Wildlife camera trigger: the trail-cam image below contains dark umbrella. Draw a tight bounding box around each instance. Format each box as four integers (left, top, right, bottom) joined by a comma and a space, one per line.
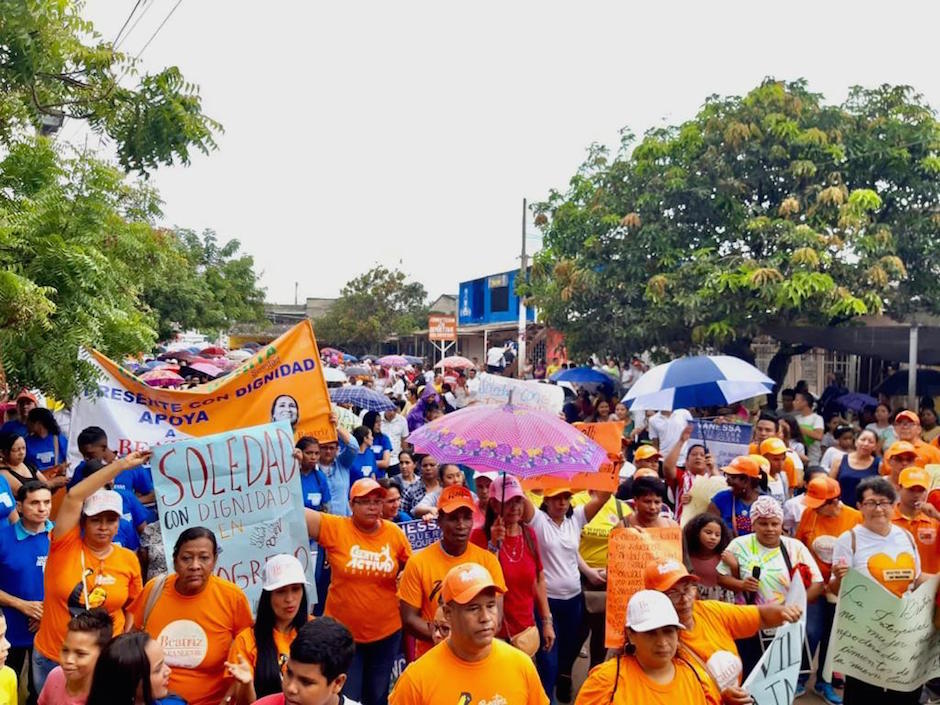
874, 369, 940, 397
835, 392, 879, 414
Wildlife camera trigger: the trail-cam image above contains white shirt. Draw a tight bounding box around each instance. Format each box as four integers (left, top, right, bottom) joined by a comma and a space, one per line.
782, 495, 806, 535
821, 447, 847, 473
466, 376, 480, 397
832, 524, 921, 595
381, 413, 409, 458
530, 506, 588, 599
649, 409, 693, 461
389, 378, 405, 399
486, 346, 505, 367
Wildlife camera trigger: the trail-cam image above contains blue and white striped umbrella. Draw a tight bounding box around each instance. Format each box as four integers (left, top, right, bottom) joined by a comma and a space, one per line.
329, 386, 396, 412
623, 355, 773, 410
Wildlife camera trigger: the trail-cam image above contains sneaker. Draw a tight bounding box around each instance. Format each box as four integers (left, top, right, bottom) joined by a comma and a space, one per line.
815, 682, 844, 705
794, 682, 807, 698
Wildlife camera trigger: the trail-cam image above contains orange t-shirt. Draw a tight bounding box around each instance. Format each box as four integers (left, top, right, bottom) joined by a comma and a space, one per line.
129, 574, 253, 705
796, 506, 862, 581
390, 638, 547, 705
912, 439, 940, 468
575, 653, 708, 705
228, 625, 298, 680
678, 599, 759, 704
397, 541, 506, 658
893, 507, 940, 574
318, 514, 412, 643
34, 526, 143, 660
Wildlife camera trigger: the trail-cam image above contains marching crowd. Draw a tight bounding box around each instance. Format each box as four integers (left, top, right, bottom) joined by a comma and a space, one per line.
2, 367, 940, 705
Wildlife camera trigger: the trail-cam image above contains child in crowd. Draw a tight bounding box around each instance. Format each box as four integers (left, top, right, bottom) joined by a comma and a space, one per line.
0, 613, 16, 705
38, 610, 113, 705
682, 513, 735, 602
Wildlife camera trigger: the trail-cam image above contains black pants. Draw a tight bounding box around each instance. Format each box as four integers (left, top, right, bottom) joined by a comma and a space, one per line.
9, 645, 37, 705
843, 676, 920, 704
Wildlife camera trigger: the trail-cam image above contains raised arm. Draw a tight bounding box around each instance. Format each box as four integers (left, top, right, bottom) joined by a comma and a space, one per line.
582, 491, 612, 523
663, 425, 692, 483
305, 508, 322, 542
54, 450, 150, 539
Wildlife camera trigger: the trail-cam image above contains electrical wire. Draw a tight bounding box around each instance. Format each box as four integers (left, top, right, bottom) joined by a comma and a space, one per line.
134, 0, 184, 61
115, 0, 156, 51
113, 0, 144, 46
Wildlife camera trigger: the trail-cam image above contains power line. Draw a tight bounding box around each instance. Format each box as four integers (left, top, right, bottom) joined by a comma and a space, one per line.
115, 0, 156, 51
113, 0, 144, 47
134, 0, 184, 61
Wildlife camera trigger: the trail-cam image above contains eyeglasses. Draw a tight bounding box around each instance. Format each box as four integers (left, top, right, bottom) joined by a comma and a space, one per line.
860, 499, 893, 510
354, 498, 384, 507
664, 584, 695, 601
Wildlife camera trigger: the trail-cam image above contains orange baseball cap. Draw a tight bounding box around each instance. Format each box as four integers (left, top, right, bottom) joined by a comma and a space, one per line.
884, 441, 917, 461
747, 454, 771, 473
349, 478, 386, 500
634, 445, 662, 462
643, 559, 699, 592
633, 468, 660, 480
895, 410, 920, 425
15, 390, 37, 404
804, 476, 841, 509
899, 466, 931, 490
759, 437, 788, 456
441, 562, 505, 604
722, 456, 761, 478
543, 486, 573, 498
437, 485, 476, 513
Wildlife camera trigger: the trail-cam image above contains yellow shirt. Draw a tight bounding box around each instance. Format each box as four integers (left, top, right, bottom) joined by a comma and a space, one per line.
573, 493, 631, 568
0, 666, 15, 705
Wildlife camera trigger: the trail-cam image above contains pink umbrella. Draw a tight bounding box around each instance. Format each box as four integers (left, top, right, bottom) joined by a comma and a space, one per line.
182, 361, 224, 378
377, 355, 408, 368
201, 346, 226, 356
140, 369, 185, 387
407, 404, 607, 477
434, 355, 475, 370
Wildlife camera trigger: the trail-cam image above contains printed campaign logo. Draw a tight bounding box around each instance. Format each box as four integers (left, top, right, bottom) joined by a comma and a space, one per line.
346, 544, 395, 574
159, 620, 209, 668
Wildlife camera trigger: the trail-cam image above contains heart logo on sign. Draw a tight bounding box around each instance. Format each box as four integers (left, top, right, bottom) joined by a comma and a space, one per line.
867, 552, 916, 597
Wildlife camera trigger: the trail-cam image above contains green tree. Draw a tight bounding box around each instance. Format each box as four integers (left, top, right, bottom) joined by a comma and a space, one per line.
1, 0, 221, 173
316, 266, 428, 353
530, 79, 937, 386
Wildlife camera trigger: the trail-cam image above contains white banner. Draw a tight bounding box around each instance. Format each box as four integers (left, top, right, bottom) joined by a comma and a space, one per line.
474, 373, 564, 413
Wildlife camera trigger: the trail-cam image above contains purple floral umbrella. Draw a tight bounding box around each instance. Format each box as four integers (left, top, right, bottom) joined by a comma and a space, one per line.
407, 404, 607, 478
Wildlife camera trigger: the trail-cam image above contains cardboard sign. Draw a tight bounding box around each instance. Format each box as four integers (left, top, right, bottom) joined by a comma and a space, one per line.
605, 526, 682, 647
400, 519, 442, 551
742, 577, 808, 704
151, 421, 316, 612
428, 315, 457, 341
69, 321, 335, 466
690, 420, 752, 469
475, 373, 564, 413
823, 569, 940, 691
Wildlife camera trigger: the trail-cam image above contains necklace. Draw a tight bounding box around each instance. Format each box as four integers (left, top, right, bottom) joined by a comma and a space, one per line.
501, 532, 525, 563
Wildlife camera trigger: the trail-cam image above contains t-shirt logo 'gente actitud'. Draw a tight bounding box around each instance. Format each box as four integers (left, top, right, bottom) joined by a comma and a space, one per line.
345, 544, 395, 574
158, 619, 209, 668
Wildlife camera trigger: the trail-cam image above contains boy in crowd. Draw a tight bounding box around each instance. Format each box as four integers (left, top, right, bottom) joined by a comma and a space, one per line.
37, 610, 113, 705
68, 427, 155, 506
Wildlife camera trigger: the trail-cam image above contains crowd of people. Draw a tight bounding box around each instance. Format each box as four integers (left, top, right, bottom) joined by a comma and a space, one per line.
1, 356, 940, 705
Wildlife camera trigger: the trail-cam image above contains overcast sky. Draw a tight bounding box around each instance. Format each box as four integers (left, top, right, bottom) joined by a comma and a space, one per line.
76, 0, 939, 304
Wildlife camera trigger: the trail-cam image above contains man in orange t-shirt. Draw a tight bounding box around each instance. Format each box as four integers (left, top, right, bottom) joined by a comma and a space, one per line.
893, 467, 940, 574
398, 486, 505, 659
390, 562, 546, 705
894, 410, 940, 468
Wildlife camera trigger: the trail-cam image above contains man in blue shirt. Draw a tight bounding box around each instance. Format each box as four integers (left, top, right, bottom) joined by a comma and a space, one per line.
68, 426, 155, 506
0, 390, 37, 439
317, 415, 361, 517
0, 481, 51, 705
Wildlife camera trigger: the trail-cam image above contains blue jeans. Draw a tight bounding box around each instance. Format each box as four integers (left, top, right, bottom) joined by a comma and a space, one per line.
344, 630, 401, 705
536, 595, 583, 704
800, 598, 835, 685
31, 649, 58, 694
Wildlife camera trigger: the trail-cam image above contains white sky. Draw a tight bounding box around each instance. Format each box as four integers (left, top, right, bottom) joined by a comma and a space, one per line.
75, 0, 940, 304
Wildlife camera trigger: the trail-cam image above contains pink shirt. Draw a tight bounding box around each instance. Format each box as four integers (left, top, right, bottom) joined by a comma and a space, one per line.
38, 667, 88, 705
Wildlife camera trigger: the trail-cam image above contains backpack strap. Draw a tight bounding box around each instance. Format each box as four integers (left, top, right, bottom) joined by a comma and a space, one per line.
779, 538, 793, 576
143, 574, 169, 630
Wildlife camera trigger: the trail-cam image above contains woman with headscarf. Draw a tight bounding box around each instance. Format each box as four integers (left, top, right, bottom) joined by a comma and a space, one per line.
406, 387, 441, 433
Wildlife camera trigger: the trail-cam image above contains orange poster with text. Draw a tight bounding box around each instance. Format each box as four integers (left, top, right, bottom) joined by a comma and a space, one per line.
604, 526, 682, 648
523, 421, 624, 493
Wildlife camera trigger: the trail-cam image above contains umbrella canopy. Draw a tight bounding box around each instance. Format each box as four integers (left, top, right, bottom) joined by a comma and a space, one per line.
403, 355, 424, 365
342, 354, 359, 363
226, 349, 252, 361
550, 367, 615, 391
874, 369, 940, 397
834, 392, 879, 413
157, 350, 196, 362
243, 341, 261, 350
201, 346, 226, 356
321, 347, 346, 356
434, 356, 475, 370
323, 367, 348, 383
377, 355, 408, 368
623, 355, 773, 410
407, 404, 607, 477
140, 369, 184, 387
181, 362, 224, 378
344, 366, 372, 377
330, 386, 396, 412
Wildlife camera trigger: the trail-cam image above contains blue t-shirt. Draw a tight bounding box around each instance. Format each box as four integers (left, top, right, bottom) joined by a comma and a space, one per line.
0, 522, 49, 647
115, 488, 148, 529
0, 474, 14, 522
300, 468, 332, 511
25, 433, 68, 470
113, 518, 141, 551
319, 437, 361, 517
711, 489, 760, 537
370, 432, 393, 467
68, 462, 155, 497
0, 421, 27, 439
393, 509, 413, 524
352, 448, 382, 480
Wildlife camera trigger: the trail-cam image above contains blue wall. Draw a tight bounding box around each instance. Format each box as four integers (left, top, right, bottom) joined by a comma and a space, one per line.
458, 269, 535, 327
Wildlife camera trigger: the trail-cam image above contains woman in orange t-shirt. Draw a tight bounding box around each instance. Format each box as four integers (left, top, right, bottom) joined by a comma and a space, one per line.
305, 477, 412, 705
32, 451, 148, 693
224, 554, 311, 705
130, 527, 253, 705
576, 590, 707, 705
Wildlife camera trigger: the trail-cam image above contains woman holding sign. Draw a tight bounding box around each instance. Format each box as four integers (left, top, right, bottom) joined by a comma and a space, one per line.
129, 527, 254, 705
830, 476, 928, 705
305, 477, 412, 705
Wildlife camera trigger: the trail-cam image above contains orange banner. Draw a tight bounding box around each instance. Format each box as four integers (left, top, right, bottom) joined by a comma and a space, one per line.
522, 421, 624, 492
69, 321, 335, 459
605, 526, 683, 648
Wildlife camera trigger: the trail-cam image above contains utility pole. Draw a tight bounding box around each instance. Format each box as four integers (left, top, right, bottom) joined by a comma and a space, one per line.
517, 198, 527, 379
294, 282, 299, 306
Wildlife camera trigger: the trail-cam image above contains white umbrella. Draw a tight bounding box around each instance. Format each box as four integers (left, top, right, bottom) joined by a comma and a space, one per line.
226, 349, 252, 361
324, 367, 348, 383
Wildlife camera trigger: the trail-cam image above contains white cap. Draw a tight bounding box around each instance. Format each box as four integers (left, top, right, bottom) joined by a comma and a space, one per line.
625, 589, 684, 632
263, 554, 309, 591
474, 470, 500, 483
82, 489, 123, 517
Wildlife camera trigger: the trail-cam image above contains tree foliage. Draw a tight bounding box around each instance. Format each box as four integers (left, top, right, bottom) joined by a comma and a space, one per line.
315, 266, 428, 354
530, 79, 939, 363
0, 139, 264, 402
0, 0, 221, 173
